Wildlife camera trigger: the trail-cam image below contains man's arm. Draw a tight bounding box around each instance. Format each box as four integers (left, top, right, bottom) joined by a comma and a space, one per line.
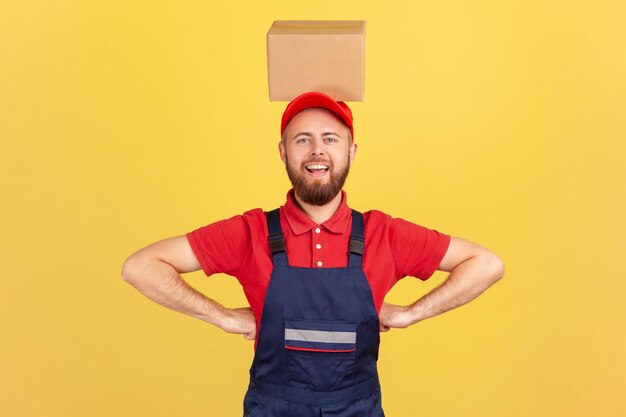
121, 236, 256, 340
379, 237, 505, 331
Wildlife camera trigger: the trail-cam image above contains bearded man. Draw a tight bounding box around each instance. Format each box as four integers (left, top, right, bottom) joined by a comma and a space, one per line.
122, 91, 505, 416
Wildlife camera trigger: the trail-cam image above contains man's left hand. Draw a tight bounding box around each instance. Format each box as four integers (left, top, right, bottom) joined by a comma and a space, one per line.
378, 302, 415, 332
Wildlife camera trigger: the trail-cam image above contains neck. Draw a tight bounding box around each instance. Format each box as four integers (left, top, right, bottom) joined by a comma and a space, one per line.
293, 191, 343, 225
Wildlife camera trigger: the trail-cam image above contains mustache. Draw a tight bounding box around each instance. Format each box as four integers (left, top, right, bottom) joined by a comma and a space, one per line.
302, 157, 332, 165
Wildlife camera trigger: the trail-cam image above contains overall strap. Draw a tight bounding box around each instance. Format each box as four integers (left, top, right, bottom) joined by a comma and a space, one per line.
348, 210, 364, 268
267, 208, 363, 268
266, 208, 288, 266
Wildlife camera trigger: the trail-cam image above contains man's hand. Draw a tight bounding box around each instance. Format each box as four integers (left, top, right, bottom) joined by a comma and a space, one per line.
122, 236, 258, 341
378, 302, 415, 332
378, 239, 505, 332
219, 307, 257, 340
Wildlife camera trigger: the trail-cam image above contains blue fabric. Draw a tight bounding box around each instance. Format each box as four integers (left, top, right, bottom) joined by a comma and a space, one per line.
285, 340, 356, 352
284, 318, 358, 332
243, 209, 384, 417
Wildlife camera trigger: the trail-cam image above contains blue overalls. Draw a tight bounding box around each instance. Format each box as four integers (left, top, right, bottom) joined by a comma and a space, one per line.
243, 208, 385, 417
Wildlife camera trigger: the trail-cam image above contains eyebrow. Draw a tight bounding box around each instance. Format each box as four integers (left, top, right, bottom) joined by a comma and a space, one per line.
293, 131, 341, 138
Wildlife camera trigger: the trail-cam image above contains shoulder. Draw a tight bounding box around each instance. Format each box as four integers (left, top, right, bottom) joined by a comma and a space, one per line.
189, 208, 267, 238
241, 208, 270, 240
362, 209, 393, 226
362, 209, 415, 230
222, 208, 270, 240
362, 208, 435, 228
240, 208, 267, 227
361, 209, 446, 242
361, 209, 450, 280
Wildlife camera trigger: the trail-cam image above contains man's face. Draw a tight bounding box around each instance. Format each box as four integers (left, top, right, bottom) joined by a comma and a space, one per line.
279, 107, 357, 206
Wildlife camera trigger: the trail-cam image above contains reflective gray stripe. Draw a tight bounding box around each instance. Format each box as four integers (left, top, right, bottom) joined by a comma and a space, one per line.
285, 329, 356, 344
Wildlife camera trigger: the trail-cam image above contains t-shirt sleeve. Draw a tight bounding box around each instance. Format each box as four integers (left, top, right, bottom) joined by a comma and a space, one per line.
186, 209, 261, 277
389, 217, 451, 281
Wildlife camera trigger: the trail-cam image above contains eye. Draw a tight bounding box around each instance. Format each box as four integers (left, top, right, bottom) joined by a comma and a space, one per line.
295, 137, 310, 144
324, 137, 338, 143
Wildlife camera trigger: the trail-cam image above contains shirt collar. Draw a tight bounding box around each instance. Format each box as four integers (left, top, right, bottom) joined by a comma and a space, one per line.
283, 188, 352, 235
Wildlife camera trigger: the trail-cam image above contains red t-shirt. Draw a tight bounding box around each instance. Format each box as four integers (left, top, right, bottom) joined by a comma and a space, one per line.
186, 189, 451, 332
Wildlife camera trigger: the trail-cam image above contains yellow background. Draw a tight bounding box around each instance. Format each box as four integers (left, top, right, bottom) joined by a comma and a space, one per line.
1, 1, 624, 416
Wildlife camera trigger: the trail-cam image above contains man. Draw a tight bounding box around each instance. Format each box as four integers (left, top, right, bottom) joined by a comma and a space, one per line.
122, 92, 505, 416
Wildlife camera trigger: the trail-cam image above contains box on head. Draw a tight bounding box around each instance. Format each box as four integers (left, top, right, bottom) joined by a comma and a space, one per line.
266, 20, 366, 102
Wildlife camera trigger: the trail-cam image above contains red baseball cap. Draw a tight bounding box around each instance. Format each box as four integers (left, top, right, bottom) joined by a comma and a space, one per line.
280, 91, 354, 140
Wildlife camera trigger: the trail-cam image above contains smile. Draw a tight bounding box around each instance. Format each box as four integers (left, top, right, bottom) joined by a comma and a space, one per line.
304, 164, 330, 177
305, 164, 329, 173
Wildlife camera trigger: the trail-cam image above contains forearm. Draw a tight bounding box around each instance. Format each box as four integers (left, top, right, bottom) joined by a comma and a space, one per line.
122, 255, 227, 328
408, 252, 505, 324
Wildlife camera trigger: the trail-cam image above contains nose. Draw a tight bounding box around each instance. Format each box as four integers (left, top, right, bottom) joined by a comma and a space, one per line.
310, 137, 325, 156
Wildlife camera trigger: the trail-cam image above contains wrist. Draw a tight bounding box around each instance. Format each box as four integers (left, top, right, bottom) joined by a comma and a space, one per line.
407, 302, 425, 325
204, 300, 229, 329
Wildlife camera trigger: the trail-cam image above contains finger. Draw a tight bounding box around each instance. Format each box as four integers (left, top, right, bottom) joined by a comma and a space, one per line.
245, 329, 257, 340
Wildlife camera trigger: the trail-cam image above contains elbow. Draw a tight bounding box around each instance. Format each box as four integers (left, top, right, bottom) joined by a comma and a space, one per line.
122, 252, 166, 284
474, 250, 505, 283
121, 254, 143, 283
488, 252, 505, 282
121, 257, 133, 282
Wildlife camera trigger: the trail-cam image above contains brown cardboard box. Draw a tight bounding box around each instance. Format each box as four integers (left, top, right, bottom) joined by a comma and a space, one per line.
267, 20, 366, 101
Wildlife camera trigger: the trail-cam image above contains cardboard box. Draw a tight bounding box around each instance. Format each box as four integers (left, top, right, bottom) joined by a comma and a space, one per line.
267, 20, 366, 101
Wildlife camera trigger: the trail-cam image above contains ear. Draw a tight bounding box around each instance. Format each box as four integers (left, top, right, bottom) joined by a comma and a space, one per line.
349, 142, 357, 164
279, 140, 286, 164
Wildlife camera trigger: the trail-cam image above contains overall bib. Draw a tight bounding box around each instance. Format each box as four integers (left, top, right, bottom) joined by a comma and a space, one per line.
243, 209, 384, 417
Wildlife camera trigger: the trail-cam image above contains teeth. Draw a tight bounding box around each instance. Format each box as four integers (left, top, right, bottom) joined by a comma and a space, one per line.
306, 164, 329, 170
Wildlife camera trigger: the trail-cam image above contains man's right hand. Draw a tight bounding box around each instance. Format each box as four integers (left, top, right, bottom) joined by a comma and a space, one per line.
219, 306, 257, 340
122, 235, 257, 340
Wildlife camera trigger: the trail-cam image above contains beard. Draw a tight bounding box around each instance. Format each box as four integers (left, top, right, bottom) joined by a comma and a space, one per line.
285, 155, 350, 206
